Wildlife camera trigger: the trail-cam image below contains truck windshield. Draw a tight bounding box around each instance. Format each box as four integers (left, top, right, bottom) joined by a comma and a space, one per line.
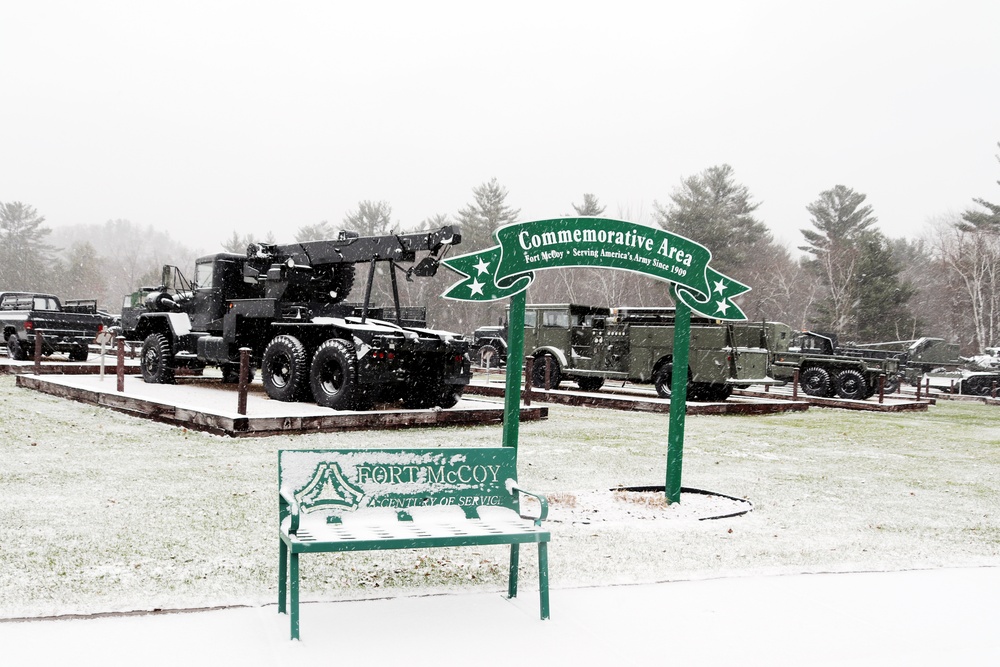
194, 261, 214, 290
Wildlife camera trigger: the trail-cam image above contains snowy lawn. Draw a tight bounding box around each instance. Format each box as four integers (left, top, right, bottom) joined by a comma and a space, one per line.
2, 374, 999, 618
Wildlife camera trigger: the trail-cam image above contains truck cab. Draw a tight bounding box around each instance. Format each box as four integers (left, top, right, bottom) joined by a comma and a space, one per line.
522, 304, 616, 390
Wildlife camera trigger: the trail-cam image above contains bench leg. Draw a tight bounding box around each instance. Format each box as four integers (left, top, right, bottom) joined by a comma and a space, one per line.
278, 539, 287, 614
290, 551, 300, 640
538, 541, 550, 620
507, 543, 520, 599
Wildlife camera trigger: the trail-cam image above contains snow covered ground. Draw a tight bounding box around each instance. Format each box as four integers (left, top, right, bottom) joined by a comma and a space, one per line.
3, 567, 999, 666
1, 373, 999, 662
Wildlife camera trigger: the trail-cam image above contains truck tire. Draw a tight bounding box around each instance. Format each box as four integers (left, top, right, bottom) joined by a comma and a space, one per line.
436, 386, 463, 409
654, 364, 699, 400
881, 374, 900, 395
477, 344, 500, 369
799, 366, 832, 397
577, 377, 605, 392
6, 335, 27, 361
834, 369, 867, 400
69, 345, 89, 362
401, 372, 460, 409
530, 354, 561, 389
654, 364, 673, 398
140, 333, 175, 384
309, 338, 358, 410
261, 335, 310, 402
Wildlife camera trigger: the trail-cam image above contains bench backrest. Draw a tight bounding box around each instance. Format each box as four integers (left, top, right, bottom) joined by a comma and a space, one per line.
279, 447, 520, 522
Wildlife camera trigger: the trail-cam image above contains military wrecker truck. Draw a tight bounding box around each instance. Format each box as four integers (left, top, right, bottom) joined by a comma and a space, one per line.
769, 330, 902, 399
1, 291, 106, 361
496, 303, 775, 401
120, 226, 471, 410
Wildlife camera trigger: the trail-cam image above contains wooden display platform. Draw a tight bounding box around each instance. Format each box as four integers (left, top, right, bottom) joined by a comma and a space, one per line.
732, 386, 929, 412
1, 357, 142, 375
15, 374, 547, 437
464, 379, 809, 415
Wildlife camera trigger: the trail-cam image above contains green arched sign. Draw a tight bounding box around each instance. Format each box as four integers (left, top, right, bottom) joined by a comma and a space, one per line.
442, 217, 750, 319
442, 217, 751, 503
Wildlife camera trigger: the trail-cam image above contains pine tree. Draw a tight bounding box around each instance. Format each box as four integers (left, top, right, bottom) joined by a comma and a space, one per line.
572, 193, 605, 217
850, 232, 916, 341
960, 141, 1000, 233
455, 178, 520, 251
0, 201, 54, 290
654, 164, 772, 275
800, 185, 912, 338
343, 201, 393, 237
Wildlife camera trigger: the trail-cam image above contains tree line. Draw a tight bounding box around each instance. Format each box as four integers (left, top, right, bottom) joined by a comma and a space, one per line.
2, 142, 998, 353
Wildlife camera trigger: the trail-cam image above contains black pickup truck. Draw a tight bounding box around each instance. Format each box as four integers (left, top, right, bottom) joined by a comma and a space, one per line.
1, 292, 106, 361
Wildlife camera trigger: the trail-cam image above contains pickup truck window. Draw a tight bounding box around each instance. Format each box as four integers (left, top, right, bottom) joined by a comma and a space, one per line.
1, 295, 58, 310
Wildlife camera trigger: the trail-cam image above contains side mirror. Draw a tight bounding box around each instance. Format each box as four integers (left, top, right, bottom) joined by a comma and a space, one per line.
243, 266, 260, 283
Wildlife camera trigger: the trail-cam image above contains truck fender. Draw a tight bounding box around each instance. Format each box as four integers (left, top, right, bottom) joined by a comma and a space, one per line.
134, 313, 192, 341
652, 355, 673, 376
528, 346, 568, 370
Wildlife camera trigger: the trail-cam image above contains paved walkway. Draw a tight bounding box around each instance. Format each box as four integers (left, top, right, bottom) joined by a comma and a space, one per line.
3, 567, 998, 666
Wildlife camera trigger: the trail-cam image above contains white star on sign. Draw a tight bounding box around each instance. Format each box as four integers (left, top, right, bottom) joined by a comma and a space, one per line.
715, 299, 730, 315
468, 279, 485, 296
713, 279, 727, 294
473, 258, 491, 275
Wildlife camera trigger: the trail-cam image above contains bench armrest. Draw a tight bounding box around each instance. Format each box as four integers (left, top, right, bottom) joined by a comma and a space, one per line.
279, 486, 300, 534
506, 479, 548, 526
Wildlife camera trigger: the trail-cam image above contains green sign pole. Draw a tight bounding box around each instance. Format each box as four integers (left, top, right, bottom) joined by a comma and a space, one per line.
502, 290, 527, 458
665, 299, 691, 504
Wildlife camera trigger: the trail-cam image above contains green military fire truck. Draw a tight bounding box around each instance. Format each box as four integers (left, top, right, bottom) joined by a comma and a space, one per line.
481, 303, 778, 402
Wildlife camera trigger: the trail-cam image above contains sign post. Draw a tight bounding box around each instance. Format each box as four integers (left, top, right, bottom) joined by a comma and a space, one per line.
94, 329, 115, 381
666, 297, 691, 503
501, 290, 527, 456
442, 217, 751, 503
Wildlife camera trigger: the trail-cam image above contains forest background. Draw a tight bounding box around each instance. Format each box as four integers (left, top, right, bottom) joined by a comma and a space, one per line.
2, 148, 999, 354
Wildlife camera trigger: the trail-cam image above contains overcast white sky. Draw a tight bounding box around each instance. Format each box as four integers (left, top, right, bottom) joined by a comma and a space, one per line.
2, 1, 998, 252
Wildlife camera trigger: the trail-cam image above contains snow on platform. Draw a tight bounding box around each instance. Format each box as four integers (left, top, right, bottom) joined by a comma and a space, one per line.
15, 373, 547, 437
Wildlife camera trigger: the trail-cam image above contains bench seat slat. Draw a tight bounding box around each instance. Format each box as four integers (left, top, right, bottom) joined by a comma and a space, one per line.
283, 516, 549, 553
284, 529, 550, 553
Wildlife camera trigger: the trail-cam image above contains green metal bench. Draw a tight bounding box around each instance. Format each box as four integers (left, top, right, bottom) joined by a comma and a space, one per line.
278, 447, 551, 640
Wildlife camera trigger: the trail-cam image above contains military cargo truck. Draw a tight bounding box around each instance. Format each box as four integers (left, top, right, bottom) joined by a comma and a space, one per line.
514, 303, 774, 401
769, 330, 901, 399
